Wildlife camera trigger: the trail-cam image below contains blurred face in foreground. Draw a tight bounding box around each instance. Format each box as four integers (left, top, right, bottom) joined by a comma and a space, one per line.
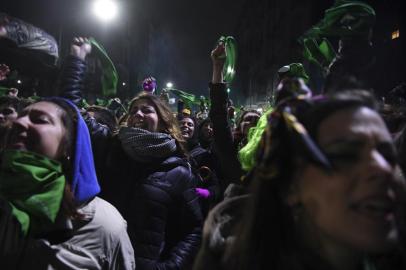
6, 101, 67, 160
289, 106, 405, 263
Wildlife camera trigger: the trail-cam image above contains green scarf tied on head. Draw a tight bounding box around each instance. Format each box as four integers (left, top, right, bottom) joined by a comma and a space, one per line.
0, 150, 66, 236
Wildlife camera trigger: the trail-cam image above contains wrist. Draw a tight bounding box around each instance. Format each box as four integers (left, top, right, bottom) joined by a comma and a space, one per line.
212, 64, 224, 70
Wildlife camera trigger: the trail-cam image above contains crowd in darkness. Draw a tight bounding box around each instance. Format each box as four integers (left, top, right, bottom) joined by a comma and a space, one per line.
0, 2, 406, 270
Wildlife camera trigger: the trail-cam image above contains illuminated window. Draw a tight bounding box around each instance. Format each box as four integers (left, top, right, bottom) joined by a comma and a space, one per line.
392, 30, 400, 40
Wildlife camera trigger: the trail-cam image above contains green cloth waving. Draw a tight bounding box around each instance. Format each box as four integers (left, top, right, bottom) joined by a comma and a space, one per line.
89, 37, 118, 97
217, 36, 237, 83
299, 1, 375, 69
168, 88, 210, 108
0, 150, 65, 236
304, 0, 375, 39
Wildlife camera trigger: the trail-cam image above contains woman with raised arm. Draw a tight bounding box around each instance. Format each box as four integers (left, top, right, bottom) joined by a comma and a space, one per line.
208, 43, 260, 192
59, 38, 203, 270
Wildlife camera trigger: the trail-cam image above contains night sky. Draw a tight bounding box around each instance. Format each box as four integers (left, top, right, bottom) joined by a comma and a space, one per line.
1, 0, 405, 99
2, 0, 245, 96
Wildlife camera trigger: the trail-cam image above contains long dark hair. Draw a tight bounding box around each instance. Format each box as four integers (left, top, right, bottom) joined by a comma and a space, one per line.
224, 90, 406, 270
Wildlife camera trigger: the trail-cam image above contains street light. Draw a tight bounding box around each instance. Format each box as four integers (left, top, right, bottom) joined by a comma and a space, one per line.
166, 82, 174, 88
92, 0, 118, 22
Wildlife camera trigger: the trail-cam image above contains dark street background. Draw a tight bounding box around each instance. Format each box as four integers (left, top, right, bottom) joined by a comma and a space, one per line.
1, 0, 405, 105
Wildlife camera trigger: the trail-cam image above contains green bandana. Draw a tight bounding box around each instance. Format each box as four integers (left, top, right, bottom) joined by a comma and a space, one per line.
0, 150, 66, 236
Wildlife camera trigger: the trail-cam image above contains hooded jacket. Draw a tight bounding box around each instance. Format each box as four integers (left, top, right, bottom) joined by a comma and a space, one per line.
0, 98, 135, 270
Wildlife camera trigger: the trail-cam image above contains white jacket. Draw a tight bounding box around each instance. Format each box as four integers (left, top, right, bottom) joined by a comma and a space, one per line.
25, 197, 135, 270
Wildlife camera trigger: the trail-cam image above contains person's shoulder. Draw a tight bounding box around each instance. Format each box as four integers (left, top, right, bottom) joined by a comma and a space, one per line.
159, 156, 194, 185
161, 156, 191, 172
190, 145, 209, 158
91, 197, 128, 235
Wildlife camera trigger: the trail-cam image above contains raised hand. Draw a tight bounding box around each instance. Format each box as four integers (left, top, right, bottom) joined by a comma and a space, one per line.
70, 37, 92, 61
0, 64, 10, 81
211, 43, 226, 84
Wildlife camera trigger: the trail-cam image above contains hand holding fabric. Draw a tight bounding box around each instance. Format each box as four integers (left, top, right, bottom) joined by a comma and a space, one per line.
211, 43, 226, 83
71, 37, 92, 61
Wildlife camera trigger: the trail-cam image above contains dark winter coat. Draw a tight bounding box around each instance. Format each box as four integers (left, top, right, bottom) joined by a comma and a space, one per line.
193, 184, 249, 270
188, 144, 220, 216
58, 55, 203, 270
99, 142, 203, 270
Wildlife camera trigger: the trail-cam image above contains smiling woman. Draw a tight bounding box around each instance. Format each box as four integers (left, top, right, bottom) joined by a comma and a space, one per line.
197, 90, 406, 270
58, 37, 202, 270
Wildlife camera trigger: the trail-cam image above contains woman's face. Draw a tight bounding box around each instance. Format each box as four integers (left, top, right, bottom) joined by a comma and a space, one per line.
127, 99, 160, 132
291, 106, 404, 255
179, 117, 195, 139
0, 104, 17, 128
6, 101, 67, 160
201, 121, 213, 140
240, 112, 260, 136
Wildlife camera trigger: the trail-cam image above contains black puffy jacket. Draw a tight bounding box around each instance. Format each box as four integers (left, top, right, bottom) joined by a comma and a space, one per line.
101, 146, 203, 270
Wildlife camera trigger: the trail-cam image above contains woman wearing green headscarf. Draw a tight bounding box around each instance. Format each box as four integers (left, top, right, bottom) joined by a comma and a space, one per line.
0, 98, 135, 269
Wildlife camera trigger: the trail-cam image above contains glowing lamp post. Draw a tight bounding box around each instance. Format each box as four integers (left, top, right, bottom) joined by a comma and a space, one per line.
92, 0, 118, 22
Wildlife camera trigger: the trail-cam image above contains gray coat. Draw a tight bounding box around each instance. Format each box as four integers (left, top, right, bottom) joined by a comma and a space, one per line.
22, 197, 135, 270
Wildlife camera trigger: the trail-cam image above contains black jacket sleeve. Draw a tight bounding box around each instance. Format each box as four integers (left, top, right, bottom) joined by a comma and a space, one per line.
58, 55, 87, 106
209, 83, 244, 189
57, 54, 113, 176
58, 55, 112, 137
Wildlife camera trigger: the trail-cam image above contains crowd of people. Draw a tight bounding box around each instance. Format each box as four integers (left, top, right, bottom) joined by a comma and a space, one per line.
1, 2, 406, 270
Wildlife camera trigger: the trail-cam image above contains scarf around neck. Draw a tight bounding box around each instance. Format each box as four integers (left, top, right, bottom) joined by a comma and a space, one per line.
118, 127, 177, 162
0, 150, 65, 236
